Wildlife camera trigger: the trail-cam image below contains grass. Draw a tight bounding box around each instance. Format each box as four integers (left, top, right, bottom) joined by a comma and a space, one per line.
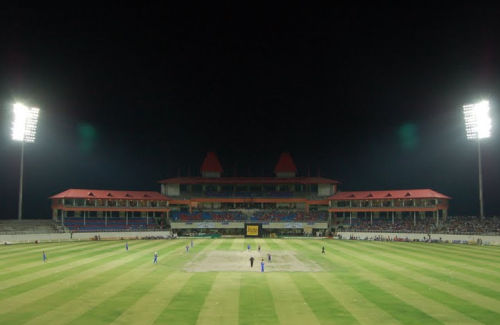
1, 238, 499, 324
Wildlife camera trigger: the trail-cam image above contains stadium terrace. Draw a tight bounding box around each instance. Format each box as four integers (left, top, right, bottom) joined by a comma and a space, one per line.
49, 152, 451, 236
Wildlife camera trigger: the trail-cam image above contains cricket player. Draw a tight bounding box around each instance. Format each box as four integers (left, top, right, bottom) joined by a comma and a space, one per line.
258, 245, 261, 252
186, 245, 189, 253
250, 256, 255, 268
153, 251, 158, 264
125, 242, 128, 251
322, 246, 325, 254
267, 253, 271, 262
261, 259, 265, 272
42, 251, 47, 263
247, 244, 251, 251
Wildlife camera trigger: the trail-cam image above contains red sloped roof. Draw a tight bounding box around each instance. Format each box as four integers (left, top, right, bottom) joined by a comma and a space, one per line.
200, 152, 223, 173
274, 152, 297, 174
329, 189, 451, 200
158, 176, 340, 184
49, 189, 169, 200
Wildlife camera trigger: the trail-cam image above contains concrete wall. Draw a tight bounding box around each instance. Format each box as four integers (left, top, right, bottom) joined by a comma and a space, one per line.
339, 232, 500, 245
171, 222, 245, 229
166, 184, 180, 196
318, 184, 333, 196
263, 222, 328, 229
1, 231, 172, 244
170, 222, 328, 229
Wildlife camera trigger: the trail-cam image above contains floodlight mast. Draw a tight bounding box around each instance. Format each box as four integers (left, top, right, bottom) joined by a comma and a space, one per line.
11, 103, 40, 220
463, 100, 491, 219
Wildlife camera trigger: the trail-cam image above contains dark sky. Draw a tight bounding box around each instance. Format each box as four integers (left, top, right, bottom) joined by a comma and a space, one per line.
1, 4, 499, 218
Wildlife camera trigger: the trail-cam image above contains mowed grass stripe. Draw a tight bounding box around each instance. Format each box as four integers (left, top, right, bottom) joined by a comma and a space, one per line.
112, 272, 193, 325
364, 241, 500, 281
22, 240, 195, 325
66, 240, 212, 325
330, 241, 498, 324
417, 241, 500, 259
267, 272, 320, 325
294, 240, 446, 325
0, 241, 114, 271
215, 239, 233, 250
230, 238, 244, 250
266, 239, 282, 250
0, 240, 151, 292
258, 239, 321, 324
357, 241, 500, 293
273, 239, 371, 324
196, 272, 240, 325
0, 240, 164, 317
275, 239, 400, 324
152, 272, 217, 325
0, 241, 91, 261
111, 239, 217, 325
0, 241, 127, 282
239, 273, 280, 325
330, 240, 500, 317
406, 242, 500, 266
290, 273, 358, 325
340, 241, 500, 300
399, 242, 500, 270
312, 273, 401, 325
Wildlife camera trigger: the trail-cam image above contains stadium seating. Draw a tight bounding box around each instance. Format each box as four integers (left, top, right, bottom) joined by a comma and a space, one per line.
0, 219, 63, 234
340, 215, 500, 235
169, 210, 328, 222
64, 217, 159, 232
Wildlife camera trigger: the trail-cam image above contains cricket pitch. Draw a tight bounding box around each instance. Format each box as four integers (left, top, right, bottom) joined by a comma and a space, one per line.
184, 249, 323, 272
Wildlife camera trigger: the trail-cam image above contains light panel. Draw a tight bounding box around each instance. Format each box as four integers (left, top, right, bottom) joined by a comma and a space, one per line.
463, 100, 491, 140
11, 103, 40, 143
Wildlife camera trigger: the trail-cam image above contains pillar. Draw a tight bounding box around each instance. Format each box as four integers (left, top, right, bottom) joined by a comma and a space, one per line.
105, 212, 108, 227
370, 212, 373, 225
392, 211, 394, 224
413, 211, 416, 226
349, 212, 352, 225
84, 211, 86, 225
126, 212, 128, 226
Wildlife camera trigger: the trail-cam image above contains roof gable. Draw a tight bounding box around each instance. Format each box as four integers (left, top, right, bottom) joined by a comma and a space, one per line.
200, 152, 223, 173
329, 189, 451, 200
49, 189, 169, 200
274, 152, 297, 174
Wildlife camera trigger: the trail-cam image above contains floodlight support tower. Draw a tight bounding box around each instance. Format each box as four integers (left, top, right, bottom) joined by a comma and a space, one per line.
18, 141, 25, 220
463, 100, 491, 219
11, 103, 39, 221
477, 138, 484, 218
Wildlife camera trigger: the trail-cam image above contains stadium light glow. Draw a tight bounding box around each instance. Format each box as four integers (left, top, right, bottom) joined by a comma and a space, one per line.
463, 100, 491, 140
12, 102, 40, 143
11, 102, 40, 221
463, 99, 492, 219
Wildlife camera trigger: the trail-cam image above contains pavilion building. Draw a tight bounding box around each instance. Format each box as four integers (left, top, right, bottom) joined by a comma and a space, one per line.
49, 152, 451, 234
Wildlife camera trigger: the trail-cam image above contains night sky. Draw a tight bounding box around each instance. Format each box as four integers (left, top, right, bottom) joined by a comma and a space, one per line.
1, 4, 499, 219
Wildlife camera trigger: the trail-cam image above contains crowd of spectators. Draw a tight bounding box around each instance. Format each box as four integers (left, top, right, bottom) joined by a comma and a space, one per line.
170, 210, 328, 222
340, 215, 500, 235
205, 191, 294, 198
64, 217, 160, 232
170, 211, 245, 222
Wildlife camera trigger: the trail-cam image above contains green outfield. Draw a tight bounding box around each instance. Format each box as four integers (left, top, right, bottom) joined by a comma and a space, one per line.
1, 238, 499, 325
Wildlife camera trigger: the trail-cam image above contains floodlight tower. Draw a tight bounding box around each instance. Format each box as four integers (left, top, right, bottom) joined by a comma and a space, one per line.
463, 100, 492, 218
11, 103, 40, 220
